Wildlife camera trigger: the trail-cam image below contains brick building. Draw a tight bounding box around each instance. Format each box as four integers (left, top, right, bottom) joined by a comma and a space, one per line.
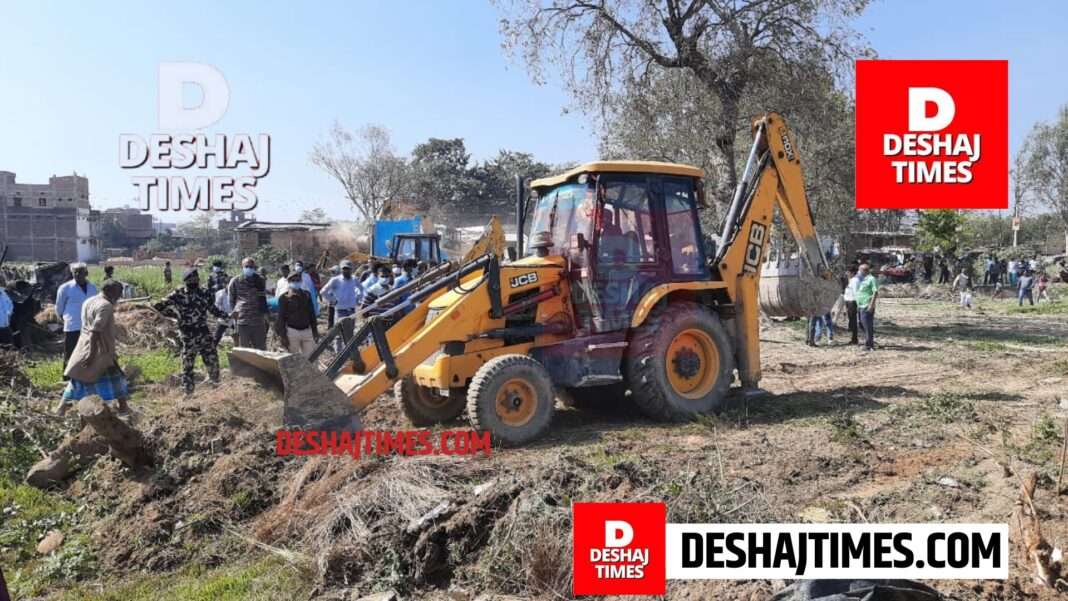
101, 207, 155, 245
233, 221, 332, 256
0, 170, 100, 262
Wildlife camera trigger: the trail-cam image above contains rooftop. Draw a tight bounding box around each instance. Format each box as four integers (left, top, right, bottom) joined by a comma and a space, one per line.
530, 161, 704, 189
233, 221, 332, 232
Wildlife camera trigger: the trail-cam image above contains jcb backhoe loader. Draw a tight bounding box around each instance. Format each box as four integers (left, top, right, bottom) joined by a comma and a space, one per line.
230, 113, 840, 445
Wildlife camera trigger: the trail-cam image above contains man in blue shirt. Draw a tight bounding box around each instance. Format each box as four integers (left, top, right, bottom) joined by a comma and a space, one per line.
393, 259, 418, 314
0, 275, 13, 348
320, 260, 362, 351
55, 264, 97, 376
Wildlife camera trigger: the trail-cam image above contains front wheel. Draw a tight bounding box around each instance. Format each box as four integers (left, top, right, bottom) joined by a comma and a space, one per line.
467, 354, 555, 446
395, 377, 465, 426
625, 301, 734, 421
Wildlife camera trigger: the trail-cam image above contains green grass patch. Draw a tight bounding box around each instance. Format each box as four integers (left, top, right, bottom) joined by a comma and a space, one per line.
969, 340, 1011, 353
1012, 414, 1065, 470
24, 349, 182, 392
24, 357, 66, 391
829, 412, 865, 443
56, 556, 312, 601
0, 477, 83, 597
88, 265, 174, 299
917, 391, 976, 421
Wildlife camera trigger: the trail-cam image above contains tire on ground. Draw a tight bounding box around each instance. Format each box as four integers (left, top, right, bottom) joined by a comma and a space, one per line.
395, 377, 465, 426
467, 354, 555, 446
625, 301, 734, 421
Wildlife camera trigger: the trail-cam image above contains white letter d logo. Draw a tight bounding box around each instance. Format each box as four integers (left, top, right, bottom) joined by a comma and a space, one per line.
908, 87, 955, 132
605, 520, 634, 548
158, 62, 230, 130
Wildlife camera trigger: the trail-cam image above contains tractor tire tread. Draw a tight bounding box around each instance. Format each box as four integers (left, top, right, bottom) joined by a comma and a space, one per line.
625, 301, 734, 421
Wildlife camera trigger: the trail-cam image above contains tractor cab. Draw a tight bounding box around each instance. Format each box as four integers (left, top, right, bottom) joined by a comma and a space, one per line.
389, 233, 443, 265
526, 162, 711, 334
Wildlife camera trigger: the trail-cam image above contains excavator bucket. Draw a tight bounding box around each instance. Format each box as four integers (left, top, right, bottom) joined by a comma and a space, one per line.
759, 257, 842, 318
228, 348, 361, 431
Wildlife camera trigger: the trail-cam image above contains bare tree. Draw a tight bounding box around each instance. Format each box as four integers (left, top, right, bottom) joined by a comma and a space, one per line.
1011, 135, 1037, 217
310, 123, 409, 223
496, 0, 871, 203
1022, 105, 1068, 253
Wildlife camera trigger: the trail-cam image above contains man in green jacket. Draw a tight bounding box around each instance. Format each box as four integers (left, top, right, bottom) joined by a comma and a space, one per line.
855, 263, 879, 352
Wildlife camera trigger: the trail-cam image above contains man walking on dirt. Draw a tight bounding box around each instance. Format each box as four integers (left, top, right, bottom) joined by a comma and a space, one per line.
153, 268, 229, 394
56, 263, 97, 378
855, 263, 879, 352
952, 270, 974, 309
1018, 270, 1036, 306
227, 257, 268, 350
57, 280, 130, 416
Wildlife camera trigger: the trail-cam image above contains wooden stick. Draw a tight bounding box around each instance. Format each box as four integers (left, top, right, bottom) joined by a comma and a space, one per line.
1058, 417, 1068, 495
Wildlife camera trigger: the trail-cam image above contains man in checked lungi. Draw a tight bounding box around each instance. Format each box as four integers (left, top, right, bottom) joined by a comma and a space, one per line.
56, 279, 131, 416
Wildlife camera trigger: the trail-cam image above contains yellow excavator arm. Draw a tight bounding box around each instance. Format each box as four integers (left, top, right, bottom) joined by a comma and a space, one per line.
714, 112, 840, 386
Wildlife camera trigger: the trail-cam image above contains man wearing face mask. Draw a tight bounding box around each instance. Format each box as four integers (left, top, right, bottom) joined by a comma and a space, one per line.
207, 260, 230, 295
320, 259, 362, 351
58, 280, 130, 416
292, 259, 320, 316
227, 257, 269, 350
277, 272, 319, 356
154, 268, 230, 394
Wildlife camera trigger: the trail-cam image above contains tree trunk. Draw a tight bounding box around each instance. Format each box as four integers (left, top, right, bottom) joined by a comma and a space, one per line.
712, 94, 741, 207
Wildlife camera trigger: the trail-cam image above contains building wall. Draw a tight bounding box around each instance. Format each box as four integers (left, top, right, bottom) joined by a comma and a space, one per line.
0, 171, 96, 262
235, 229, 327, 257
102, 208, 155, 242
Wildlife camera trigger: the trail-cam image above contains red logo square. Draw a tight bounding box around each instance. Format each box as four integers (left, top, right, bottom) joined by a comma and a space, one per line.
855, 59, 1008, 210
572, 502, 666, 596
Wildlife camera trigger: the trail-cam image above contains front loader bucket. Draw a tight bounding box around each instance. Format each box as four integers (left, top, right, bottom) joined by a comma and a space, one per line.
759, 258, 841, 318
229, 348, 362, 432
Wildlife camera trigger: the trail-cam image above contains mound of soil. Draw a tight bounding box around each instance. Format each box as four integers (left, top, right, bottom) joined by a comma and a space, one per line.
68, 377, 287, 572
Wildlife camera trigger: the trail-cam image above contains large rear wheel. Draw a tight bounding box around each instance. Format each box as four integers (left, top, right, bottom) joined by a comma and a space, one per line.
395, 377, 465, 426
625, 301, 734, 420
467, 354, 555, 446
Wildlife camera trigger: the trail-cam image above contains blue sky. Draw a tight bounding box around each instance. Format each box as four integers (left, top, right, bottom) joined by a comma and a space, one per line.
1, 1, 1065, 222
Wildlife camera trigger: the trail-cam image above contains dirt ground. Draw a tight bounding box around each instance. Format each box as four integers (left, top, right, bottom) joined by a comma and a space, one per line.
15, 291, 1068, 600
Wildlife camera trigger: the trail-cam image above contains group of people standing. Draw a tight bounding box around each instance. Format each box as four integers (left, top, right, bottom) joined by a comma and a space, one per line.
40, 254, 426, 418
807, 263, 880, 352
154, 256, 424, 396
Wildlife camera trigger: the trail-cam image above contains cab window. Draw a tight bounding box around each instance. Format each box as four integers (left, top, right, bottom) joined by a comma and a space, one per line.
526, 183, 594, 259
395, 238, 416, 260
663, 177, 704, 275
598, 178, 656, 264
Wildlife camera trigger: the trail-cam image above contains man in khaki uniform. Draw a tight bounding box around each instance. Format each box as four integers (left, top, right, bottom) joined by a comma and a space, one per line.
57, 280, 130, 416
